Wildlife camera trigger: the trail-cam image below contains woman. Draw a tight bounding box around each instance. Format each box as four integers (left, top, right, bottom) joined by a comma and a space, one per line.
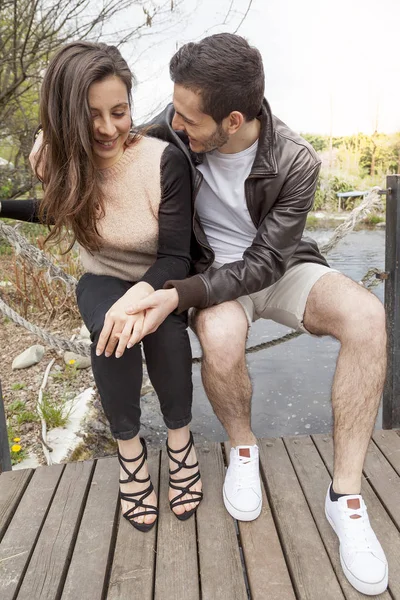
0, 41, 202, 532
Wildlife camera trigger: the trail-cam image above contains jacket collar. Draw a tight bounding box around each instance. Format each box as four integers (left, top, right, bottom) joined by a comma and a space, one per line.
150, 99, 278, 177
250, 99, 278, 178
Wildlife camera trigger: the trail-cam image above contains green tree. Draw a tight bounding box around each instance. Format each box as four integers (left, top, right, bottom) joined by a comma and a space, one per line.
0, 0, 181, 197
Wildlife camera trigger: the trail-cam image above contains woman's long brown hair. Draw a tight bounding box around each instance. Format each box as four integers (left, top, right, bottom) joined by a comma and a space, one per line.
36, 41, 137, 252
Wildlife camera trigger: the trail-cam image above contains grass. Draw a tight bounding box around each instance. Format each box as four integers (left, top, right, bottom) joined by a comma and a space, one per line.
38, 391, 74, 429
15, 409, 39, 425
7, 425, 28, 465
8, 399, 26, 413
51, 363, 78, 383
11, 382, 26, 390
363, 214, 385, 226
306, 214, 319, 229
0, 220, 83, 323
7, 398, 39, 426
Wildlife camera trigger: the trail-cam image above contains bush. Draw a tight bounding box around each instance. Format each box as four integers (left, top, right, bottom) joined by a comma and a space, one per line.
314, 173, 359, 211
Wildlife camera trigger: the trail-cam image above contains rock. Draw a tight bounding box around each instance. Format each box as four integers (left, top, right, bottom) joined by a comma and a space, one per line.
12, 345, 45, 370
79, 324, 91, 339
63, 351, 91, 369
141, 375, 154, 396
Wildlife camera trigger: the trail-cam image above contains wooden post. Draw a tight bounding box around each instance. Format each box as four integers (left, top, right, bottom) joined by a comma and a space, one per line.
0, 380, 12, 472
383, 175, 400, 429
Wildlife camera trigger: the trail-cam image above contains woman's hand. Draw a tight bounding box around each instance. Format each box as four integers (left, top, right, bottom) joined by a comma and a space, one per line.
96, 282, 154, 358
125, 288, 179, 343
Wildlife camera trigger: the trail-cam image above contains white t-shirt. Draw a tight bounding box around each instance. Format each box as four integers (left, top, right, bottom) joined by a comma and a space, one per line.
196, 140, 258, 264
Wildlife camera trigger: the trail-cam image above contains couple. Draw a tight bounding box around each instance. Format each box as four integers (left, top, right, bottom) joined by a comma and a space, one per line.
0, 33, 388, 596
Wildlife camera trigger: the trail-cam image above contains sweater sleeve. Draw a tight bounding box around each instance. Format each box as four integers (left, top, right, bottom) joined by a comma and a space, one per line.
139, 144, 192, 290
0, 199, 42, 223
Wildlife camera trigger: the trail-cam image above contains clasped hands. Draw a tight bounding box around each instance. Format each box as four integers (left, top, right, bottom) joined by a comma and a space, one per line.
96, 283, 179, 358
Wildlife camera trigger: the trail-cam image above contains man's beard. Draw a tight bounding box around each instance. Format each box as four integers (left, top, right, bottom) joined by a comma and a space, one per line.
200, 123, 230, 153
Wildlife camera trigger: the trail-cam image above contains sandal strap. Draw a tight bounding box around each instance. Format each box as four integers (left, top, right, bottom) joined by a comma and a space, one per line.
166, 432, 203, 511
118, 438, 149, 485
118, 439, 158, 524
120, 482, 158, 520
166, 431, 194, 473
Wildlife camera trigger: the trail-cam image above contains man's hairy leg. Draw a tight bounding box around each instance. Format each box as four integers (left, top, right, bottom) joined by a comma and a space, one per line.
304, 273, 387, 493
193, 301, 257, 447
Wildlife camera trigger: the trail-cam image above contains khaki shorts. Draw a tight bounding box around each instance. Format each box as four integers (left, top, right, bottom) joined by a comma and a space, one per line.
190, 262, 338, 333
236, 262, 339, 331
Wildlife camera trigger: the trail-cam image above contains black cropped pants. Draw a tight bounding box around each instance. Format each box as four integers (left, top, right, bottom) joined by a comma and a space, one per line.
76, 273, 193, 440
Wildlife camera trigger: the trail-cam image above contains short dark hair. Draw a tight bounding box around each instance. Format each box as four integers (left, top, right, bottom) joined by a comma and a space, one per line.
169, 33, 265, 123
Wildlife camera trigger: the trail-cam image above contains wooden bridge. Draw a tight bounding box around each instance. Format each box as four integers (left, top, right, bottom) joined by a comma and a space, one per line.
1, 430, 399, 600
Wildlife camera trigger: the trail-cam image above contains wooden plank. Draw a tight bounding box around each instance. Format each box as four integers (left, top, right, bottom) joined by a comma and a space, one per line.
313, 434, 400, 599
223, 441, 295, 600
0, 464, 64, 600
106, 449, 160, 600
61, 458, 119, 600
196, 443, 247, 600
154, 447, 199, 600
0, 468, 32, 541
373, 430, 400, 475
363, 440, 400, 527
16, 460, 94, 600
259, 437, 344, 600
284, 435, 390, 600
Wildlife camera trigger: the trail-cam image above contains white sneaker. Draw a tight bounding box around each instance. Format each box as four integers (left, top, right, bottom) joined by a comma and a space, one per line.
325, 485, 388, 596
223, 445, 262, 521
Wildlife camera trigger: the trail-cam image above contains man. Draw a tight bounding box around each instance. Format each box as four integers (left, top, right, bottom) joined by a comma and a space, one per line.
128, 33, 388, 595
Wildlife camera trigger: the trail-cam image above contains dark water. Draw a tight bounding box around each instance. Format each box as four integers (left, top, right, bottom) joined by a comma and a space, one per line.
189, 229, 386, 442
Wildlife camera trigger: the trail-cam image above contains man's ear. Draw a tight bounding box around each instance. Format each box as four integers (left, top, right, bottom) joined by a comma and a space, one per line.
225, 111, 245, 134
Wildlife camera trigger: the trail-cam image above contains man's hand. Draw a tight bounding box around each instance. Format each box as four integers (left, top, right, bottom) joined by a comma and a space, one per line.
96, 282, 153, 358
125, 288, 179, 342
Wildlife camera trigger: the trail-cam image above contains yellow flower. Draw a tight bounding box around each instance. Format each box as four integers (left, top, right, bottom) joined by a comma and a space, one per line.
11, 444, 21, 453
68, 359, 76, 365
13, 437, 21, 442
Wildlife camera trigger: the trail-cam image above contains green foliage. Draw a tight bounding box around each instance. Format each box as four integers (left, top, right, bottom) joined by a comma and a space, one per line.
7, 426, 28, 465
7, 398, 39, 425
38, 392, 73, 429
305, 132, 400, 179
52, 363, 79, 383
302, 134, 330, 153
306, 214, 319, 229
363, 214, 385, 226
11, 382, 26, 391
15, 410, 40, 425
313, 173, 356, 211
8, 399, 26, 414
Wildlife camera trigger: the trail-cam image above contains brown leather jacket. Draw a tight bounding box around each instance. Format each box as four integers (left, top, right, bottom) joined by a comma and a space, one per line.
148, 100, 329, 313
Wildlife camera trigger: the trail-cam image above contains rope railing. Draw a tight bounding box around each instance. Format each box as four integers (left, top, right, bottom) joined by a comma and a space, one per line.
0, 187, 386, 358
0, 221, 77, 289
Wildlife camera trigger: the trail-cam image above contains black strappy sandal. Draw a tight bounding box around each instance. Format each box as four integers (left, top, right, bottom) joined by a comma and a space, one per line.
166, 431, 203, 521
118, 438, 158, 533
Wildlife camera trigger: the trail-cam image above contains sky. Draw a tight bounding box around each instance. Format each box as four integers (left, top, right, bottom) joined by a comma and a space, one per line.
107, 0, 400, 136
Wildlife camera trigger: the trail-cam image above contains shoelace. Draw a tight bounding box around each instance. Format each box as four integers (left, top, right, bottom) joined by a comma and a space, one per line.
340, 502, 376, 552
232, 453, 259, 490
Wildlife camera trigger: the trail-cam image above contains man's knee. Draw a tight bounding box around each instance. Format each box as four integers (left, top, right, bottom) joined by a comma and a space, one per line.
343, 292, 386, 346
193, 301, 248, 356
306, 273, 386, 345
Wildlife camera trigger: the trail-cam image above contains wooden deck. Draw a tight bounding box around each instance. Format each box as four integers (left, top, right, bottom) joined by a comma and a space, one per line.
1, 430, 400, 600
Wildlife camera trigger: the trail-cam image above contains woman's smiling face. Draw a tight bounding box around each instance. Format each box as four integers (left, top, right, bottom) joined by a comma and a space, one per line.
88, 75, 131, 169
